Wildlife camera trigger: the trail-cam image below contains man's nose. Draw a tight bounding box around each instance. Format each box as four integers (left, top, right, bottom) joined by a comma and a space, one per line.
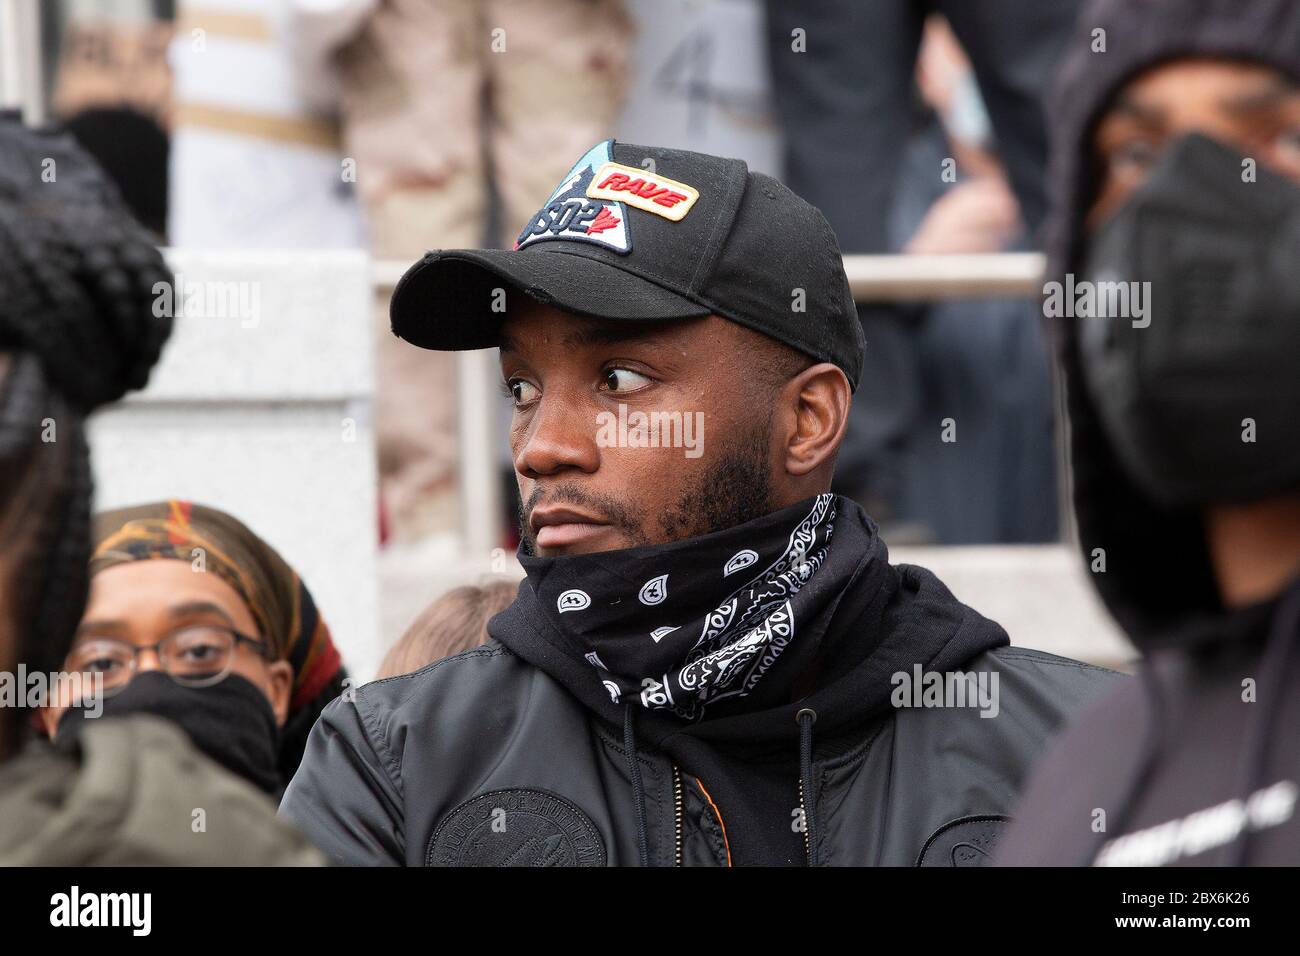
135, 648, 164, 673
514, 394, 600, 479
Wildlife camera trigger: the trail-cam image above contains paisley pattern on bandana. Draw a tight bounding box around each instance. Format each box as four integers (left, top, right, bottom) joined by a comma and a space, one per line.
522, 494, 839, 720
673, 494, 833, 712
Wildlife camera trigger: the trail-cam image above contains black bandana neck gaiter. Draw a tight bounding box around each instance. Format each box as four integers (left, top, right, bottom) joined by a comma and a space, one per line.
57, 670, 283, 795
521, 493, 872, 721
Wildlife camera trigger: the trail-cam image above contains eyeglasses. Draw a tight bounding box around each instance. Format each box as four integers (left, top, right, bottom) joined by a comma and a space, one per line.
64, 624, 270, 695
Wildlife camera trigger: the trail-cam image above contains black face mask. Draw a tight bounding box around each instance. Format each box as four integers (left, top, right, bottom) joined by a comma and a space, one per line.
57, 670, 282, 795
1078, 132, 1300, 507
521, 494, 852, 721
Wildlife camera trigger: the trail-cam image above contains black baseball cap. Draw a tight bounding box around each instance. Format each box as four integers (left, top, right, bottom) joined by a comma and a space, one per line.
389, 140, 864, 390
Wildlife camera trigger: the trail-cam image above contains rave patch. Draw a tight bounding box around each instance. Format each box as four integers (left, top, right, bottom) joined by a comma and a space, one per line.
515, 140, 632, 254
586, 161, 699, 221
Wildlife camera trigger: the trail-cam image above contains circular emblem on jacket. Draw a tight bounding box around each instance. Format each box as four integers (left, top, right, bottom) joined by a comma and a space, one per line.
916, 814, 1008, 867
427, 789, 606, 867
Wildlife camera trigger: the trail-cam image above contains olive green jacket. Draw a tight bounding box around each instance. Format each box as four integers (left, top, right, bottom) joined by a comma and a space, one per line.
0, 715, 323, 866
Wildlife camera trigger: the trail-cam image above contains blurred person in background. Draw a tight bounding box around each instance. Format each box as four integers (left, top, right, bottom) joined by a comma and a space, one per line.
46, 0, 174, 237
376, 577, 517, 678
44, 500, 349, 795
293, 0, 634, 544
884, 18, 1059, 543
168, 0, 363, 249
764, 2, 1081, 542
0, 117, 321, 865
997, 0, 1300, 866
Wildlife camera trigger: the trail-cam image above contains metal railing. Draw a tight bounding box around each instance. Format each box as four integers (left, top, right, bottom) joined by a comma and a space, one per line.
373, 252, 1048, 303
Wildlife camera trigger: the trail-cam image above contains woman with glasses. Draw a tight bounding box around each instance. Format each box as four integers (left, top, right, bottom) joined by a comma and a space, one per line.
44, 499, 348, 797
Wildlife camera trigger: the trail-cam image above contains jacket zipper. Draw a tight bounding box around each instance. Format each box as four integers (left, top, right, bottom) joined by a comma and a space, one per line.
798, 778, 811, 863
672, 766, 806, 865
672, 764, 683, 867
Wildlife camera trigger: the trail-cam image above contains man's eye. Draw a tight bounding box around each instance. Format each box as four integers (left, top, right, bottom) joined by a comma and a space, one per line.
603, 368, 653, 393
507, 379, 539, 405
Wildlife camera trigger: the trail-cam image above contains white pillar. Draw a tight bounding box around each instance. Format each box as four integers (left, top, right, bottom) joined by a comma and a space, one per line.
0, 0, 44, 123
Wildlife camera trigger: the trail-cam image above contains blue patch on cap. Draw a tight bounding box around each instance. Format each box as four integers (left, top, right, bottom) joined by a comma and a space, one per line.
514, 140, 632, 255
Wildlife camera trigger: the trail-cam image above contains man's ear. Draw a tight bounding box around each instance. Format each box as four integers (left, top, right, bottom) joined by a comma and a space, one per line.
266, 660, 294, 728
780, 362, 851, 478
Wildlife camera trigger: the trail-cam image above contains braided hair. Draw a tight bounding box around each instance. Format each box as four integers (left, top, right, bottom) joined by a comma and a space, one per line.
0, 115, 173, 738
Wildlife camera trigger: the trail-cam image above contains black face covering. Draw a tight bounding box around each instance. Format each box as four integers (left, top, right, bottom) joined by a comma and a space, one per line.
521, 494, 847, 720
57, 670, 282, 795
1077, 132, 1300, 507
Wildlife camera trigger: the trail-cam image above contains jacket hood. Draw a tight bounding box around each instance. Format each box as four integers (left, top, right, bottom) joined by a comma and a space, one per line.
1048, 0, 1300, 646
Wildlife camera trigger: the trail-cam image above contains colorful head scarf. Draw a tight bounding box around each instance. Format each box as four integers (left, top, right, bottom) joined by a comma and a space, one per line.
89, 499, 347, 780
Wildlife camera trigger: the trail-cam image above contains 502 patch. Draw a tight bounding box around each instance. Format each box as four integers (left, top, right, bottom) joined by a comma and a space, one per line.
515, 141, 631, 254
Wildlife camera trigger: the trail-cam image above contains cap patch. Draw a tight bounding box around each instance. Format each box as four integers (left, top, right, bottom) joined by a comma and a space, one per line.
587, 162, 700, 222
515, 140, 631, 254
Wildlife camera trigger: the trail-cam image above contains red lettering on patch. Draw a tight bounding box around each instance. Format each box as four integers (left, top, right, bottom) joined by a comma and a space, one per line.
586, 161, 699, 222
599, 176, 688, 208
586, 206, 621, 234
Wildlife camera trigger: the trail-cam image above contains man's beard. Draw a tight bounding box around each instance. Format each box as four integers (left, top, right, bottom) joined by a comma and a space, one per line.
518, 421, 775, 556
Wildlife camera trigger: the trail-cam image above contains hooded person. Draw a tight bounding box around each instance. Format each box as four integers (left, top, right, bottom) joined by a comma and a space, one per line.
44, 500, 348, 795
0, 115, 322, 865
996, 0, 1300, 866
281, 139, 1117, 866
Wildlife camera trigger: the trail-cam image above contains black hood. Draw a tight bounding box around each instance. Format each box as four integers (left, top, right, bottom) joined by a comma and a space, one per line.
1048, 0, 1300, 647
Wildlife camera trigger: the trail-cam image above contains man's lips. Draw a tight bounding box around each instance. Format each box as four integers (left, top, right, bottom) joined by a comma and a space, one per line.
530, 506, 610, 549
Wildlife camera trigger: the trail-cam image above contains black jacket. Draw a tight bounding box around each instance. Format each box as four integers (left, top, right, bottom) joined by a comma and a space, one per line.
996, 0, 1300, 866
282, 512, 1115, 866
282, 643, 1115, 866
